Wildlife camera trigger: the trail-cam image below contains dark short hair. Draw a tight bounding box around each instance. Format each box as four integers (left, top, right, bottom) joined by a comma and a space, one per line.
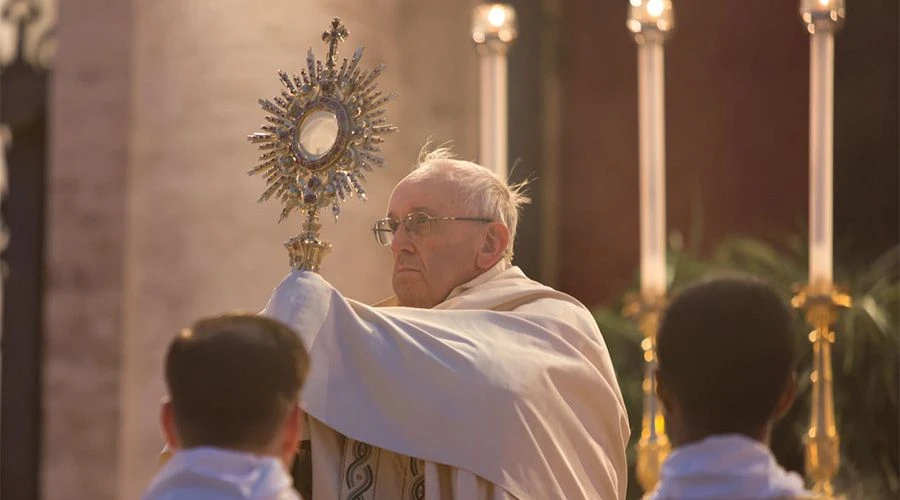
165, 314, 309, 450
657, 276, 797, 435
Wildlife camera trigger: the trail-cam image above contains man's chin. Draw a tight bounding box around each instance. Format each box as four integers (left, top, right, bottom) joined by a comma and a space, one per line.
392, 277, 432, 309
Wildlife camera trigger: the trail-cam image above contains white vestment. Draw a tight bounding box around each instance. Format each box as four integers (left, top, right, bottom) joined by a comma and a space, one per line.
143, 447, 300, 500
263, 264, 629, 500
645, 434, 813, 500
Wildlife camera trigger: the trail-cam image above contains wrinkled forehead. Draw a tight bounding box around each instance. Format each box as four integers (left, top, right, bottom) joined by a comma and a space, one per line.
387, 174, 461, 216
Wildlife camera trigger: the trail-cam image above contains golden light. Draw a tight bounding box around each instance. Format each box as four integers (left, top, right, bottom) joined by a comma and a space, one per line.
487, 5, 507, 28
471, 3, 518, 46
654, 414, 667, 434
627, 0, 675, 37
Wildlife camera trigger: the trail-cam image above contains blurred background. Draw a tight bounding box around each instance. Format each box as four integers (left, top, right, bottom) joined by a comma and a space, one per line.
0, 0, 896, 499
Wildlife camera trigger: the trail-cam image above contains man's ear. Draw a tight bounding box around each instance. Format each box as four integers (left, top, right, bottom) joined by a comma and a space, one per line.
161, 399, 180, 450
773, 373, 797, 420
476, 222, 510, 270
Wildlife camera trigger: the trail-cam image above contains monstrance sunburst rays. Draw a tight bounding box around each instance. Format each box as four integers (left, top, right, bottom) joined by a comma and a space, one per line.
247, 18, 397, 272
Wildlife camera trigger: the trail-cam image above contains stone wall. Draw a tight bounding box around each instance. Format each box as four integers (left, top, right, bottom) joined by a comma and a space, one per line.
43, 0, 132, 498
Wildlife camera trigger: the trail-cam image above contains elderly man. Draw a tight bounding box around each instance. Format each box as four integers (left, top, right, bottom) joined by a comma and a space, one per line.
264, 149, 629, 499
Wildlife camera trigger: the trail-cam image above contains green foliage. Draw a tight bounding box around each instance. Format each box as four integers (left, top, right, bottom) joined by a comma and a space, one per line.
594, 234, 899, 500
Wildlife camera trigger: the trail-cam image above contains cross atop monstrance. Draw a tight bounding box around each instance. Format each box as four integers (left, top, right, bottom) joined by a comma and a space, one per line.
323, 18, 349, 70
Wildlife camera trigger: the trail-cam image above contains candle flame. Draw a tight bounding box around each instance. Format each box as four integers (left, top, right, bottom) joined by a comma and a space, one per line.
488, 5, 507, 28
818, 0, 830, 7
646, 0, 664, 18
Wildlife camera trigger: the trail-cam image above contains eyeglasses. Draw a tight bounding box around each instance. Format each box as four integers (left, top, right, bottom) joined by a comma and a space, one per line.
372, 211, 493, 246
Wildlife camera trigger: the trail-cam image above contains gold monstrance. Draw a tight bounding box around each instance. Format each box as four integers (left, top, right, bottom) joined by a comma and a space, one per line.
248, 18, 397, 272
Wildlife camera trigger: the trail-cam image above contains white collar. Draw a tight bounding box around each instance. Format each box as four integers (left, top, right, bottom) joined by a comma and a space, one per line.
649, 434, 811, 499
443, 260, 511, 302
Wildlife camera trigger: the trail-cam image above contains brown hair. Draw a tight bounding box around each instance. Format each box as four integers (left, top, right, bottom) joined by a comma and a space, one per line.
165, 314, 309, 450
657, 276, 797, 436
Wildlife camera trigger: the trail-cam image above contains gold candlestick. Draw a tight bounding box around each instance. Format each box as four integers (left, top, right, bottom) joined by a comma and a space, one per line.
797, 1, 846, 495
247, 18, 397, 272
627, 0, 675, 492
792, 287, 851, 497
624, 293, 671, 492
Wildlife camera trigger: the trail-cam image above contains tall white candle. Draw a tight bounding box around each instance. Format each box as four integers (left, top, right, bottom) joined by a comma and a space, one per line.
808, 31, 835, 291
629, 0, 672, 298
801, 0, 843, 292
480, 52, 509, 179
472, 4, 517, 180
638, 41, 667, 297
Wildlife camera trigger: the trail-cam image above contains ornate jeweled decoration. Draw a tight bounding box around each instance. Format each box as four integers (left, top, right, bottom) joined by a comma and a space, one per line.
248, 18, 396, 272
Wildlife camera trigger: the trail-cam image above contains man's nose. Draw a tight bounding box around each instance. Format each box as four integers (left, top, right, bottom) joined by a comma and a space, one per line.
390, 225, 415, 255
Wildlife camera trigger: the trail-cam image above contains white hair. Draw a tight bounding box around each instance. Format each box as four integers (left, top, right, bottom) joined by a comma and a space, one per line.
403, 145, 531, 264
